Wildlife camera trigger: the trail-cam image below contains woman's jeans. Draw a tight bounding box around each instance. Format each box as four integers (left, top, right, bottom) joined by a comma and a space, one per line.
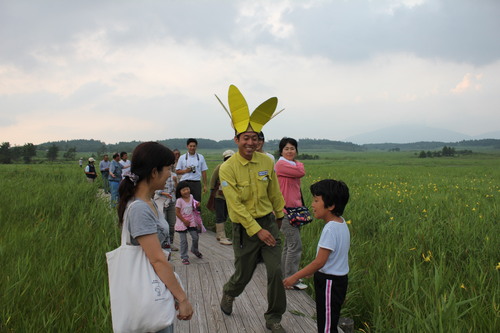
280, 216, 302, 278
109, 180, 120, 207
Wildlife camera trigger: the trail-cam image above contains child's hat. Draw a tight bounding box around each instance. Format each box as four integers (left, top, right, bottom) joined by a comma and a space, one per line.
215, 85, 284, 135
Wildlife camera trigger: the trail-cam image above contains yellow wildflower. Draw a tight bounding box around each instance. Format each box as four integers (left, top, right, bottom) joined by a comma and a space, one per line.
460, 283, 466, 290
496, 262, 500, 270
422, 251, 432, 262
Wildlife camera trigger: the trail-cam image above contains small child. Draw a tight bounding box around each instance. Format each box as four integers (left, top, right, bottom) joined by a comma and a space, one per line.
175, 181, 204, 265
283, 179, 350, 333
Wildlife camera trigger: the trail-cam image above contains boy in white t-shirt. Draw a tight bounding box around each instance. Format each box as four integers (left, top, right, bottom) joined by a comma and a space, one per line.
283, 179, 350, 333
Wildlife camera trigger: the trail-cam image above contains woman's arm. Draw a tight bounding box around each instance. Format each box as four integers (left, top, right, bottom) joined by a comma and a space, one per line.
275, 160, 306, 178
137, 234, 193, 320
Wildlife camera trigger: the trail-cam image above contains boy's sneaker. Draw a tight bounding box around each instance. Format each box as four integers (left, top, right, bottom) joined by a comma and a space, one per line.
192, 251, 203, 259
265, 322, 286, 333
182, 259, 190, 265
220, 293, 234, 315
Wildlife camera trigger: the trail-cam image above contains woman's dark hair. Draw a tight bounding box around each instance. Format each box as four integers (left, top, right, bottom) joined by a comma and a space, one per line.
310, 179, 350, 216
118, 142, 174, 225
278, 137, 298, 156
175, 181, 191, 199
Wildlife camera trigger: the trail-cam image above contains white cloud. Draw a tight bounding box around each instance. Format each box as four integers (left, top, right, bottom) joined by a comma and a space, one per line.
451, 73, 482, 94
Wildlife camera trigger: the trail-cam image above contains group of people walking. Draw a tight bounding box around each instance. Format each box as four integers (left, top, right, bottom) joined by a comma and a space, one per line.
108, 85, 351, 333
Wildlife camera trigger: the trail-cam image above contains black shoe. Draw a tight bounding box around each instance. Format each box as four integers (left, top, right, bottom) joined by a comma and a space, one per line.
266, 322, 286, 333
220, 293, 234, 315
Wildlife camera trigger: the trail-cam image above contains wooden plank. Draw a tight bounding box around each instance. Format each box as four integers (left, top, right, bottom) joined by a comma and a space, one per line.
173, 264, 190, 332
186, 262, 207, 332
198, 262, 228, 333
209, 260, 244, 332
219, 260, 267, 332
170, 228, 319, 332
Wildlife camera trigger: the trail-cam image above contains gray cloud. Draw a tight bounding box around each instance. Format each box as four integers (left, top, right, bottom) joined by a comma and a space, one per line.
287, 0, 500, 65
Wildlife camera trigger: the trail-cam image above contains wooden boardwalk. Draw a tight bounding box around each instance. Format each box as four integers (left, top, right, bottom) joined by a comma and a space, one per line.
170, 230, 318, 333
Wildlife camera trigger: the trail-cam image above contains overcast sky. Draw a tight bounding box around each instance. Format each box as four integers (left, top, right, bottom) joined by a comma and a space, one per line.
1, 0, 499, 146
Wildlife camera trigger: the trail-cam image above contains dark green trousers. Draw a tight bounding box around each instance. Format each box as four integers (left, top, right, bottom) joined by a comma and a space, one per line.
223, 214, 286, 324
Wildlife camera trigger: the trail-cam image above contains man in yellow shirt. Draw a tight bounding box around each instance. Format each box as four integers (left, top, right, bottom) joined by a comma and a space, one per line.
219, 130, 286, 333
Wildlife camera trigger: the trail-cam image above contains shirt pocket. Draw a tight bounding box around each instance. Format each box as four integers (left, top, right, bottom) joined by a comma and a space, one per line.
236, 181, 251, 202
256, 174, 270, 196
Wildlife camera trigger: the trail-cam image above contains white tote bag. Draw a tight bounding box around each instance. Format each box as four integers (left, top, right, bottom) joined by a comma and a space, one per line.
106, 201, 176, 333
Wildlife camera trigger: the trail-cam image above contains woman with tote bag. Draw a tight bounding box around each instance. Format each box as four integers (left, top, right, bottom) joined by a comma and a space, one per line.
111, 142, 193, 332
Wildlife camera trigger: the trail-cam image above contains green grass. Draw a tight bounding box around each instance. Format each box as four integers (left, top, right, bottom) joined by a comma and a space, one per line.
1, 152, 499, 332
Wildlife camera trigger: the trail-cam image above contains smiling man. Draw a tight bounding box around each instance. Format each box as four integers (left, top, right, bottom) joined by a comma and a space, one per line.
175, 138, 208, 204
216, 84, 289, 332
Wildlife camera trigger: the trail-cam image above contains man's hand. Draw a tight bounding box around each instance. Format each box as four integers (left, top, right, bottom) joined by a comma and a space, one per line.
257, 229, 276, 247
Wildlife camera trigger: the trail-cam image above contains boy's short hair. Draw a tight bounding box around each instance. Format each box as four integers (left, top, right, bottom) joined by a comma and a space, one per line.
112, 153, 120, 159
186, 138, 198, 146
310, 179, 350, 216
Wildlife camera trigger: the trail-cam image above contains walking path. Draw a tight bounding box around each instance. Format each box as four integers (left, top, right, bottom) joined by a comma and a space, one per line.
170, 230, 318, 333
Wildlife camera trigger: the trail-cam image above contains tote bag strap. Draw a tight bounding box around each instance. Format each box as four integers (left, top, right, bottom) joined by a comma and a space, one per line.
120, 200, 141, 246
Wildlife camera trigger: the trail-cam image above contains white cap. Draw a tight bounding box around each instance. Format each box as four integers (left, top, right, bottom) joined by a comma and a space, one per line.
222, 150, 235, 158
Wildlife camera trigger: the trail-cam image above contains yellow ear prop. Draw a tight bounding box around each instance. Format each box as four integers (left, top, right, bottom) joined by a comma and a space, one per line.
249, 97, 278, 133
216, 84, 284, 134
228, 85, 250, 133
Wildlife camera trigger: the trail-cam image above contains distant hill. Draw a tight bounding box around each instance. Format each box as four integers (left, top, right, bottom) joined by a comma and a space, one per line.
35, 138, 500, 154
362, 139, 500, 151
346, 125, 474, 144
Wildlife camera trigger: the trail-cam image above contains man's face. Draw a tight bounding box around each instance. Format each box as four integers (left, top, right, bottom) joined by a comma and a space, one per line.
187, 142, 197, 155
235, 132, 258, 160
103, 155, 109, 161
121, 153, 128, 161
174, 151, 180, 161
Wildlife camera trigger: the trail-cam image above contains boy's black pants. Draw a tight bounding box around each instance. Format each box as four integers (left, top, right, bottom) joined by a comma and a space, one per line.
314, 271, 348, 333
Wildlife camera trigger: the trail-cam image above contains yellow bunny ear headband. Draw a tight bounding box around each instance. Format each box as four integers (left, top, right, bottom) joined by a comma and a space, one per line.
215, 84, 285, 135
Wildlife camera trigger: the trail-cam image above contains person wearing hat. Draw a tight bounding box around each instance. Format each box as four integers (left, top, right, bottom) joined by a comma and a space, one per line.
216, 85, 287, 333
84, 157, 97, 183
208, 149, 235, 245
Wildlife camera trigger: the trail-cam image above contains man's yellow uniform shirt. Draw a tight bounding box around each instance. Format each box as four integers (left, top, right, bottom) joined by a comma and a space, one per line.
220, 151, 285, 237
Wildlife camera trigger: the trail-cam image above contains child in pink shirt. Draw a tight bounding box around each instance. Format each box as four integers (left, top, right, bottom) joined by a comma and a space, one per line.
175, 181, 204, 265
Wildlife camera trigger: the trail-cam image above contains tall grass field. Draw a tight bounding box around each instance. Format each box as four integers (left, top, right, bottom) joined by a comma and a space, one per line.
1, 152, 499, 332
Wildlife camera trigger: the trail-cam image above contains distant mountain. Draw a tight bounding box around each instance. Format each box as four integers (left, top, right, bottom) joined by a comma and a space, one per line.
473, 130, 500, 140
346, 125, 472, 144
